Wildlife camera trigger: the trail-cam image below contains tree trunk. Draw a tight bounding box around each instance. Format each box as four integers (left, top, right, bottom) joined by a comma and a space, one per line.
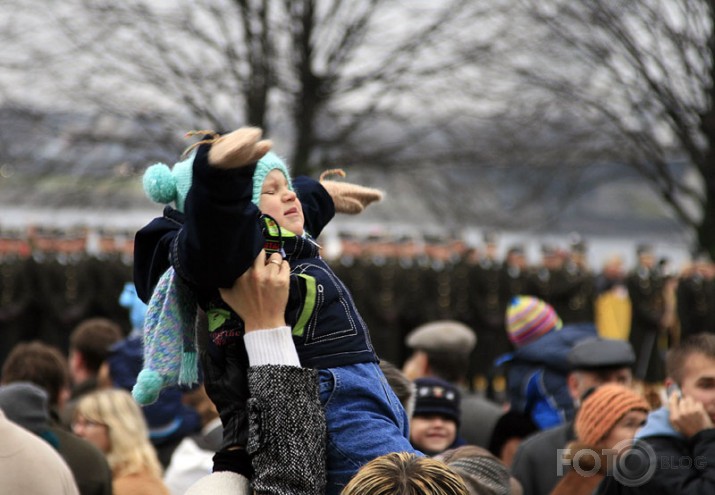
697, 5, 715, 259
239, 0, 271, 131
289, 0, 321, 177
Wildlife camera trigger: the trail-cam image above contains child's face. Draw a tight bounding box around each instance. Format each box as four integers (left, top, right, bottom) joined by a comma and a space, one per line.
259, 169, 304, 236
409, 414, 457, 455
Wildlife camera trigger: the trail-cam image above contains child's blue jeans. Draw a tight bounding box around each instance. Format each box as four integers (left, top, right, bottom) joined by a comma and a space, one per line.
318, 361, 421, 495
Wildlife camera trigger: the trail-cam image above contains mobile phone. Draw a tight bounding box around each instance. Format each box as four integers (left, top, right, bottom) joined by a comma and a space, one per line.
666, 383, 682, 399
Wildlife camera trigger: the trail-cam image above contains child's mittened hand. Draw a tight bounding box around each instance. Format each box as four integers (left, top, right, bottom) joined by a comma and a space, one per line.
319, 169, 384, 215
208, 127, 273, 169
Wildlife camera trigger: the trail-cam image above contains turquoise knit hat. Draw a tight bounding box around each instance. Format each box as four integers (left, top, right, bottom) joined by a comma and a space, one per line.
251, 151, 294, 205
143, 149, 290, 210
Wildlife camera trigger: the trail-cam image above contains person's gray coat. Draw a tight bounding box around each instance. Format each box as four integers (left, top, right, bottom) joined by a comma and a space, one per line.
510, 421, 574, 495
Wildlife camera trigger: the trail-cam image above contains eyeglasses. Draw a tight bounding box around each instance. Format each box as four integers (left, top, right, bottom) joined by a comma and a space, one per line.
72, 417, 108, 430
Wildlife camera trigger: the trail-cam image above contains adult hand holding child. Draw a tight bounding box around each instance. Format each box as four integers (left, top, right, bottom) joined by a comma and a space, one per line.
219, 250, 290, 333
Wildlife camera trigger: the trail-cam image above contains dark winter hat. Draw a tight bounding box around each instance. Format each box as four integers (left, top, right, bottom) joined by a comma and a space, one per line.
0, 381, 50, 434
107, 335, 144, 392
413, 377, 461, 425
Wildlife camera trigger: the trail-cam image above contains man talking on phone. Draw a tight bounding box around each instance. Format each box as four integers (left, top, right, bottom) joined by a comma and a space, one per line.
599, 333, 715, 494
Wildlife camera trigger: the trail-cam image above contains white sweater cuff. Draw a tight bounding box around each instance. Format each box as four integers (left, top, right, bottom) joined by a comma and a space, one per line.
244, 326, 301, 367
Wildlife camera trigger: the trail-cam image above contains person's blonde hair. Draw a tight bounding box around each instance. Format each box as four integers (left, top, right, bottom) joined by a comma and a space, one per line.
341, 452, 469, 495
75, 388, 162, 479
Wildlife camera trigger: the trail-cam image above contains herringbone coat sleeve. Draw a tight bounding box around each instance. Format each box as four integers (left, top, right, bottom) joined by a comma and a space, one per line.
247, 365, 327, 495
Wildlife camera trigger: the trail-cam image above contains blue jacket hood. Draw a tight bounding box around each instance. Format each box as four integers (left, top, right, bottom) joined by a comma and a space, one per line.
509, 323, 598, 372
635, 406, 684, 440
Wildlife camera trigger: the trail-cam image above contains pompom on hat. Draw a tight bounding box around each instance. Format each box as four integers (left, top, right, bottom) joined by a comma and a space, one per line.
142, 144, 292, 213
575, 383, 650, 446
142, 151, 195, 213
506, 295, 562, 347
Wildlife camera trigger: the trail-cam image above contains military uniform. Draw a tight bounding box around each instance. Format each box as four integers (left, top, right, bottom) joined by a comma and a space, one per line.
677, 268, 715, 339
0, 252, 39, 367
359, 251, 402, 364
468, 256, 509, 381
557, 261, 595, 324
627, 257, 666, 383
500, 246, 529, 299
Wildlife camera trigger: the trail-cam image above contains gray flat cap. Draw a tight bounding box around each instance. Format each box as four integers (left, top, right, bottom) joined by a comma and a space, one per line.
568, 338, 636, 370
405, 320, 477, 354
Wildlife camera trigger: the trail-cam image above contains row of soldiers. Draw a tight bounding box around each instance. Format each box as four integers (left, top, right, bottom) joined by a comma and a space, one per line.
0, 254, 133, 366
329, 233, 715, 388
1, 227, 714, 387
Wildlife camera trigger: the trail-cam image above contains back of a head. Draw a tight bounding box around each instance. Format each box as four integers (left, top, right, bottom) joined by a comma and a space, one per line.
341, 452, 469, 495
405, 320, 476, 383
2, 341, 69, 407
437, 446, 519, 495
0, 381, 51, 435
70, 318, 123, 373
487, 410, 538, 463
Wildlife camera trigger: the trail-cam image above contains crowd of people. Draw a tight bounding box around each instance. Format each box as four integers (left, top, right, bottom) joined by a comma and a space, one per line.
1, 126, 715, 494
2, 224, 713, 392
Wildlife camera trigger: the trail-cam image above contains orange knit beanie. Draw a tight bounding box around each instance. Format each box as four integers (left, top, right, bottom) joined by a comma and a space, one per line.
575, 384, 650, 446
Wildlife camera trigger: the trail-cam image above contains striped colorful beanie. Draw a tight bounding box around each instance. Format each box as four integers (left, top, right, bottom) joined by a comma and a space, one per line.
506, 296, 562, 347
575, 384, 650, 446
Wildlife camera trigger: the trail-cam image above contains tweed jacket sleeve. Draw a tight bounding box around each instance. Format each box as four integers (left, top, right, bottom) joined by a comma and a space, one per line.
247, 365, 327, 495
